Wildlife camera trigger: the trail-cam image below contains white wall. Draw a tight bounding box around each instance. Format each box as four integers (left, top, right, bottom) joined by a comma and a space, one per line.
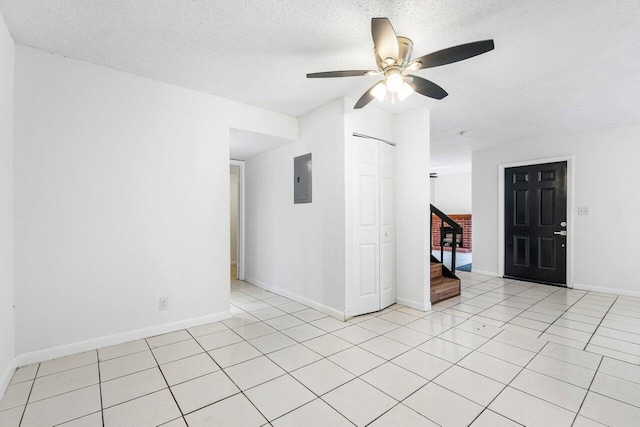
394, 109, 432, 310
245, 99, 432, 315
0, 11, 15, 395
432, 173, 472, 214
244, 99, 346, 317
230, 167, 239, 264
472, 123, 640, 296
13, 46, 297, 360
430, 178, 436, 206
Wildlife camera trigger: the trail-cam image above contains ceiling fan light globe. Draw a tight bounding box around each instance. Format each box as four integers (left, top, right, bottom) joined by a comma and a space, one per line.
371, 83, 388, 101
386, 72, 404, 92
406, 61, 422, 71
397, 82, 414, 100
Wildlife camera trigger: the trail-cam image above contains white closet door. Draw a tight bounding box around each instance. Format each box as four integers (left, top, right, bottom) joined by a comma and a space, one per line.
379, 142, 395, 309
352, 138, 380, 315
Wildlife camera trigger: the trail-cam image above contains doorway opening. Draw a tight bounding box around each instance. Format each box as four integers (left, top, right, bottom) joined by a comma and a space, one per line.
230, 160, 244, 282
429, 173, 473, 272
498, 157, 574, 287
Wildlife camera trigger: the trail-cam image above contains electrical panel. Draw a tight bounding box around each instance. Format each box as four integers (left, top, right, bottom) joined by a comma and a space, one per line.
294, 153, 312, 204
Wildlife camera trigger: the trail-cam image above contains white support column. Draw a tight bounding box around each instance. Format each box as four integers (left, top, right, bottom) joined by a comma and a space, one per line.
393, 108, 431, 311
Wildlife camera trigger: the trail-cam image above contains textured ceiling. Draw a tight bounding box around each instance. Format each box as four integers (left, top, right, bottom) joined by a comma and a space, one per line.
1, 0, 639, 173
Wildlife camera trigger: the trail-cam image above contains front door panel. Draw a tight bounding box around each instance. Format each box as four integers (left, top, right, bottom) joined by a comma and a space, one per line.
505, 161, 567, 285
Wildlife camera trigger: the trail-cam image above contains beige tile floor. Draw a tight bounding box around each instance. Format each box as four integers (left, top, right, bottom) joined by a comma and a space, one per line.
2, 272, 640, 426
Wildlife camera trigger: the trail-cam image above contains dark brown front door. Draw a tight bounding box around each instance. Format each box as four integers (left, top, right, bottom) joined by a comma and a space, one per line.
505, 161, 567, 285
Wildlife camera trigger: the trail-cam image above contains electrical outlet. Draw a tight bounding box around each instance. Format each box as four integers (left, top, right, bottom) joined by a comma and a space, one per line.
159, 297, 169, 311
578, 207, 590, 216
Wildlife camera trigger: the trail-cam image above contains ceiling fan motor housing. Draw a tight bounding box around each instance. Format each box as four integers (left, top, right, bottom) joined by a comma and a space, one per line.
375, 36, 413, 70
396, 37, 413, 67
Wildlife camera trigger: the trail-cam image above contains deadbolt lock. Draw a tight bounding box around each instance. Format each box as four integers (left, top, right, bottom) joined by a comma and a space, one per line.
560, 221, 567, 227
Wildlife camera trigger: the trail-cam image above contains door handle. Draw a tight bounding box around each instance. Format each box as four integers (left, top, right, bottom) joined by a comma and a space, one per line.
554, 231, 567, 236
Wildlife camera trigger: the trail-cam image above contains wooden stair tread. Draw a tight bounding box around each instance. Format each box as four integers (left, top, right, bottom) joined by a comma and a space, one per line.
431, 276, 460, 287
430, 275, 461, 304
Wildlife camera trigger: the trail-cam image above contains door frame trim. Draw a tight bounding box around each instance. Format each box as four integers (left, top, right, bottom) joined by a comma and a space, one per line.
230, 159, 245, 281
497, 156, 574, 287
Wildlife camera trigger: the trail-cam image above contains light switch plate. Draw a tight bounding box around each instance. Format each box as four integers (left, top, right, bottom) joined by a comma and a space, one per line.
578, 207, 590, 216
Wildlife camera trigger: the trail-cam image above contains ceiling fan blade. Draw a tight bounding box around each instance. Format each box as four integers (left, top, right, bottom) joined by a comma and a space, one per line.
306, 70, 376, 78
407, 75, 448, 100
371, 18, 399, 61
354, 81, 383, 109
413, 39, 495, 69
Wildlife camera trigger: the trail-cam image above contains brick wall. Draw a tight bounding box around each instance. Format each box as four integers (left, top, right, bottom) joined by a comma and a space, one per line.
431, 214, 472, 253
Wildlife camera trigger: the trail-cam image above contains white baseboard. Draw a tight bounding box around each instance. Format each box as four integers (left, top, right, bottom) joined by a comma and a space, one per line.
244, 276, 345, 321
16, 310, 231, 367
470, 269, 498, 277
573, 283, 640, 298
396, 297, 431, 312
0, 357, 17, 402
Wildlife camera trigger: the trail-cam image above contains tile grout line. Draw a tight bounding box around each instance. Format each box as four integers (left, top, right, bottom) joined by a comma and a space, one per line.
325, 303, 513, 424
15, 382, 102, 408
17, 362, 40, 427
466, 340, 551, 426
364, 401, 435, 426
459, 283, 625, 361
434, 278, 640, 422
232, 297, 420, 365
229, 303, 408, 424
584, 385, 640, 411
364, 310, 526, 426
143, 337, 187, 425
461, 280, 624, 361
231, 288, 455, 425
426, 280, 612, 423
439, 282, 560, 342
183, 327, 273, 424
97, 353, 104, 427
450, 278, 560, 325
535, 289, 602, 345
21, 359, 97, 381
12, 277, 635, 425
84, 383, 174, 421
270, 367, 357, 426
570, 356, 604, 427
164, 278, 624, 424
583, 294, 620, 351
588, 322, 640, 345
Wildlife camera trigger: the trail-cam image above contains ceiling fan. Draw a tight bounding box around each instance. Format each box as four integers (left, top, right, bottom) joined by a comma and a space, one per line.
307, 18, 494, 109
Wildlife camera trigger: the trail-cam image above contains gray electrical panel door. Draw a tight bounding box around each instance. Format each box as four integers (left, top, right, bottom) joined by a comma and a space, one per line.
294, 153, 312, 204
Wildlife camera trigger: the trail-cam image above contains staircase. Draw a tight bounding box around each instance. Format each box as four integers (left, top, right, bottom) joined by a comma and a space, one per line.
430, 204, 462, 304
430, 261, 461, 304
